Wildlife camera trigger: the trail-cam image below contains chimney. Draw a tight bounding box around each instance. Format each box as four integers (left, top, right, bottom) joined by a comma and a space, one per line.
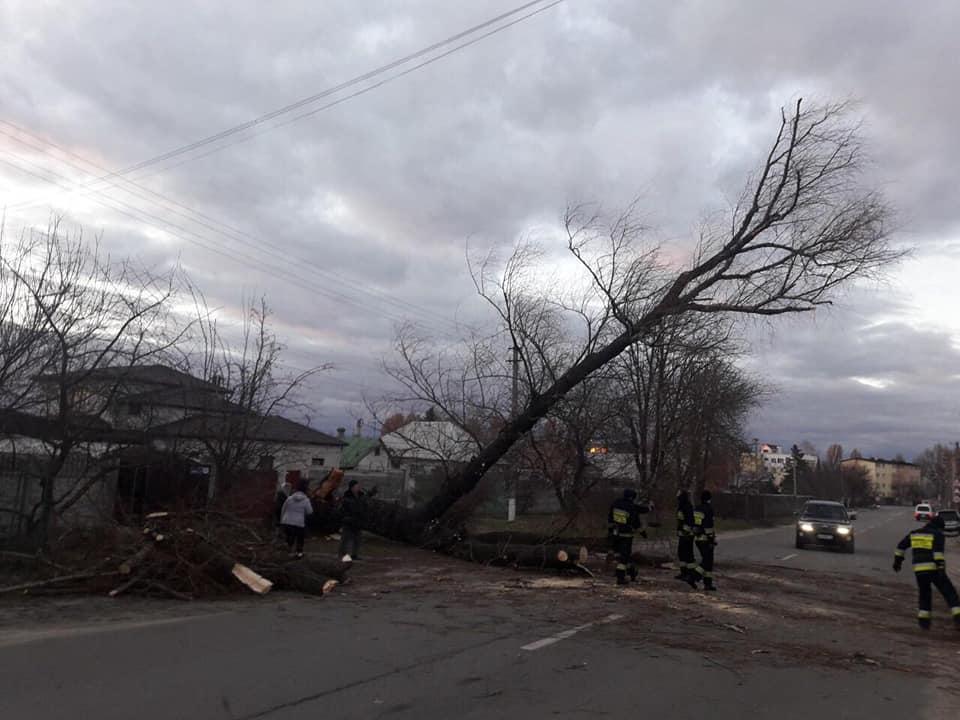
355, 418, 364, 437
336, 427, 346, 441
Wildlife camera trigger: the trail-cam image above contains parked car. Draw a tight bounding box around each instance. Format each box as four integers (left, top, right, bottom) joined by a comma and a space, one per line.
937, 509, 960, 536
914, 504, 935, 521
795, 500, 855, 553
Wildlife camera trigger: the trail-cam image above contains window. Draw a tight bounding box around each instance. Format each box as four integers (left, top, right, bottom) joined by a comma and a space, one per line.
311, 457, 325, 467
257, 455, 275, 470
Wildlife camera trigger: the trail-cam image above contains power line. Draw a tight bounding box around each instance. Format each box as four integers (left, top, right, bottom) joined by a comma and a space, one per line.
10, 0, 563, 206
0, 151, 453, 333
0, 123, 463, 332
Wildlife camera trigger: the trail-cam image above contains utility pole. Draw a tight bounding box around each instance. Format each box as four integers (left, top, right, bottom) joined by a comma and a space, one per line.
506, 344, 520, 522
953, 441, 959, 509
510, 344, 519, 419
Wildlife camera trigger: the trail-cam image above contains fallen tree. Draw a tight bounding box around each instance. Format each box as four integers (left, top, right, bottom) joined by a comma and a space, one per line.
366, 100, 899, 547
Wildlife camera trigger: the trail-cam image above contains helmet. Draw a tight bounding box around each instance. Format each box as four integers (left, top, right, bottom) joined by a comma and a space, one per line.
701, 490, 712, 503
930, 515, 945, 530
623, 488, 638, 501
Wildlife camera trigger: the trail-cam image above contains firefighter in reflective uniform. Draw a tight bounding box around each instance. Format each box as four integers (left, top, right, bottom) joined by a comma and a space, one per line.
693, 490, 717, 592
893, 515, 960, 630
676, 490, 700, 587
608, 488, 647, 585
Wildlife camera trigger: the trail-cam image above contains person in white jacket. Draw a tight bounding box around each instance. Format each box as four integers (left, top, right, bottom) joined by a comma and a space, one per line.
280, 480, 313, 558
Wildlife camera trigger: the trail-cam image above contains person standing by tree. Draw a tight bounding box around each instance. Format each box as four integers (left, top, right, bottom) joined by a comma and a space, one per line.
676, 490, 699, 587
280, 479, 313, 559
339, 480, 369, 561
694, 490, 717, 592
607, 488, 648, 585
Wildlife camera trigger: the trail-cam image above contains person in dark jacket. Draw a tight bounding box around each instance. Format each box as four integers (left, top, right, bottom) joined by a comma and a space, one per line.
280, 480, 313, 559
273, 480, 291, 541
894, 515, 960, 630
676, 490, 699, 587
339, 480, 367, 560
607, 488, 649, 585
693, 490, 717, 592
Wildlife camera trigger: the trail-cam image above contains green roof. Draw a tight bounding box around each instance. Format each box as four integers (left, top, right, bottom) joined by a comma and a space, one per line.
340, 437, 381, 468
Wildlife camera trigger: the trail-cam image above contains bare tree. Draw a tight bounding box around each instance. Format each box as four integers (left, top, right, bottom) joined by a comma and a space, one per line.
825, 443, 843, 470
914, 444, 954, 506
611, 314, 764, 497
170, 294, 329, 488
377, 100, 899, 542
523, 371, 620, 514
0, 218, 184, 549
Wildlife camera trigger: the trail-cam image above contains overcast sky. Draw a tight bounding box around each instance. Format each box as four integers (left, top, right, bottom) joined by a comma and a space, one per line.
2, 0, 958, 460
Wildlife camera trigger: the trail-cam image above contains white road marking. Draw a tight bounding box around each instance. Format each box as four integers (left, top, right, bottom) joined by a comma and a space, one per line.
778, 553, 798, 561
521, 613, 624, 652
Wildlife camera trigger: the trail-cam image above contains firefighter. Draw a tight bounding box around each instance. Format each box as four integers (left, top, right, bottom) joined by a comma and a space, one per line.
607, 488, 648, 585
694, 490, 717, 592
893, 515, 960, 630
676, 490, 699, 587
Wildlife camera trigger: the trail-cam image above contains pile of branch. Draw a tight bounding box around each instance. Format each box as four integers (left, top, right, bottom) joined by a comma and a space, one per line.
0, 512, 352, 601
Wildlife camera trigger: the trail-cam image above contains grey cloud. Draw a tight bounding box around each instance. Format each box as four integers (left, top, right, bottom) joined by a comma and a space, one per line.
3, 0, 960, 436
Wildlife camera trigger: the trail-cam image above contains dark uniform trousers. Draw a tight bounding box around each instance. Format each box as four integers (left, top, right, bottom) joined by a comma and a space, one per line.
916, 571, 960, 627
614, 535, 636, 584
695, 539, 714, 581
676, 507, 699, 581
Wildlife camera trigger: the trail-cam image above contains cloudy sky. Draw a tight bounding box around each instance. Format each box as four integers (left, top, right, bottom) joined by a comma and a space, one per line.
2, 0, 958, 460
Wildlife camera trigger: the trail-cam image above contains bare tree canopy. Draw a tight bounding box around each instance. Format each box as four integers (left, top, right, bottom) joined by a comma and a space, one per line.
380, 99, 899, 539
0, 218, 184, 547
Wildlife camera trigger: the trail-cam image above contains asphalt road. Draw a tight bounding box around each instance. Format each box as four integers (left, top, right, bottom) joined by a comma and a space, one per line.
0, 590, 941, 720
719, 505, 923, 579
0, 506, 953, 720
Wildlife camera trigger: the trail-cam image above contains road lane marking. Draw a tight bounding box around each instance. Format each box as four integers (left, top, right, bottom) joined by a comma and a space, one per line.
778, 553, 798, 561
521, 613, 624, 651
0, 612, 228, 648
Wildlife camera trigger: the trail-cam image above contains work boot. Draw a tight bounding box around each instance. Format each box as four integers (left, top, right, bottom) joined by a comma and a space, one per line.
616, 571, 627, 586
703, 578, 716, 592
629, 566, 638, 582
919, 620, 931, 631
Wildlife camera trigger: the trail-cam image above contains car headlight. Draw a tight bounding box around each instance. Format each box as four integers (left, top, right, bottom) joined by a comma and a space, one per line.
800, 523, 814, 533
837, 527, 851, 535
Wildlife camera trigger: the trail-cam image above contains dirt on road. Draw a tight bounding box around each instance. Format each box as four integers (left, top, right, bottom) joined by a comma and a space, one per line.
2, 536, 958, 695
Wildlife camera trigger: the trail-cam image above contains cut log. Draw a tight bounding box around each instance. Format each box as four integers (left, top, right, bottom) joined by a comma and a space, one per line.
183, 531, 273, 595
271, 564, 338, 596
301, 555, 353, 582
452, 542, 589, 571
231, 564, 273, 595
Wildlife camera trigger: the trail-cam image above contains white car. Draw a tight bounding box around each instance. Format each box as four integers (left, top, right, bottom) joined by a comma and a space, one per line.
914, 504, 934, 522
